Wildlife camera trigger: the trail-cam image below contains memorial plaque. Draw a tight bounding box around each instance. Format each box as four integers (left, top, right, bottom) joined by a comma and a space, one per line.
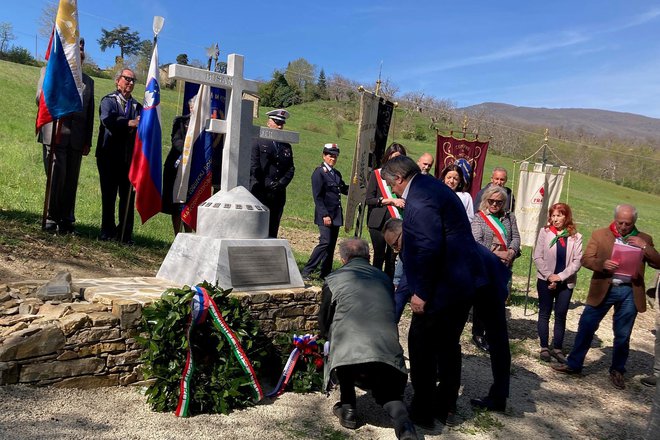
228, 246, 290, 287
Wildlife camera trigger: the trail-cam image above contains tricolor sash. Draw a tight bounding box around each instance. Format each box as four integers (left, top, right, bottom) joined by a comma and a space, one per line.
479, 211, 508, 251
175, 286, 264, 417
373, 168, 402, 219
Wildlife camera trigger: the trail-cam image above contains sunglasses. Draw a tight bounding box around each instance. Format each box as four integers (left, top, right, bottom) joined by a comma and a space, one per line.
487, 199, 504, 206
121, 75, 136, 83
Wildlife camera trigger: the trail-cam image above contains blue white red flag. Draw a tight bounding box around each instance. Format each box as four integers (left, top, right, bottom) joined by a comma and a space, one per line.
35, 0, 83, 132
173, 85, 214, 230
129, 41, 162, 224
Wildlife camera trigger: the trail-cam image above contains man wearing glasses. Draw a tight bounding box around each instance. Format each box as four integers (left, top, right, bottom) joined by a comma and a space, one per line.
95, 68, 142, 244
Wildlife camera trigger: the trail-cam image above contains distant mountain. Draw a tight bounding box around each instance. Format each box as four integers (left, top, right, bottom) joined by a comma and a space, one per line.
458, 102, 660, 144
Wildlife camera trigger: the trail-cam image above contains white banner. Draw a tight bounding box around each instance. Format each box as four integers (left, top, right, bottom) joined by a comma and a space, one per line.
515, 162, 567, 246
344, 91, 379, 232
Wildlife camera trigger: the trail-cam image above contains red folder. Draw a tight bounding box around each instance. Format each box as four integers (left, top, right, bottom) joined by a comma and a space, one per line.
611, 242, 643, 278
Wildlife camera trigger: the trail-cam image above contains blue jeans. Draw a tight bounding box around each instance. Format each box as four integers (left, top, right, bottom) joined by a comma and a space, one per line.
537, 279, 573, 349
567, 284, 637, 374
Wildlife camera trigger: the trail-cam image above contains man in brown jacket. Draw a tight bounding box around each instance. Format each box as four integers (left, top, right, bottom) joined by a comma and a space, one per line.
554, 204, 660, 389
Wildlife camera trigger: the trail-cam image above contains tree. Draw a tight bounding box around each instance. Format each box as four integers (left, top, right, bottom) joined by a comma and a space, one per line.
317, 69, 329, 100
0, 22, 16, 54
37, 3, 57, 39
98, 25, 141, 61
259, 71, 301, 108
132, 39, 153, 80
176, 53, 188, 65
284, 58, 316, 92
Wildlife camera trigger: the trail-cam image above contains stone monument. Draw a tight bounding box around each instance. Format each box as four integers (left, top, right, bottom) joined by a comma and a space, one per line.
157, 54, 303, 291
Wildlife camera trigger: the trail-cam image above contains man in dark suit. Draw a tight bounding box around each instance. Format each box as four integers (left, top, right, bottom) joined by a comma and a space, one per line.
249, 109, 295, 238
95, 68, 142, 243
473, 167, 515, 214
553, 204, 660, 390
301, 144, 348, 280
381, 155, 486, 428
37, 38, 95, 235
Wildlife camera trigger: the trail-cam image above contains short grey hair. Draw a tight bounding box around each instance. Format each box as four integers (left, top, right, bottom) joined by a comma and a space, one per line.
614, 204, 638, 222
114, 68, 135, 81
339, 238, 370, 263
381, 155, 420, 183
478, 185, 508, 212
383, 218, 402, 235
492, 167, 508, 176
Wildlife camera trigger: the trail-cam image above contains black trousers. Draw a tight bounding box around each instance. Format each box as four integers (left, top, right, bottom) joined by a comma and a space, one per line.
368, 227, 396, 279
335, 362, 407, 406
257, 189, 286, 238
473, 286, 511, 400
97, 156, 134, 241
408, 299, 471, 417
43, 144, 83, 226
301, 224, 339, 278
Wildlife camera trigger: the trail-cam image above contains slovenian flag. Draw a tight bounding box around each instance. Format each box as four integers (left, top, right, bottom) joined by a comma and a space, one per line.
129, 40, 162, 224
35, 0, 83, 132
173, 85, 214, 230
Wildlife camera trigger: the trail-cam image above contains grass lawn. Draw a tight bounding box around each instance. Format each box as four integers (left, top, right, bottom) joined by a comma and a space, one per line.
1, 60, 658, 298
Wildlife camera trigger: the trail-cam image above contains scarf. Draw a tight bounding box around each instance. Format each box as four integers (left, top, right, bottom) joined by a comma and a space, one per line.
609, 221, 639, 241
549, 226, 569, 248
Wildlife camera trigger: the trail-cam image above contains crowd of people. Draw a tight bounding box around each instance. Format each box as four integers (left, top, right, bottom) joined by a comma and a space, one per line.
36, 63, 659, 436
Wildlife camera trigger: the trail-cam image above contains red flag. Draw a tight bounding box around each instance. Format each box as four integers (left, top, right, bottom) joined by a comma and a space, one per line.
434, 135, 490, 200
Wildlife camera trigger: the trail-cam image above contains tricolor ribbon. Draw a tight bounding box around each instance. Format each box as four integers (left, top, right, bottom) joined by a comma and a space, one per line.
374, 168, 402, 219
479, 211, 508, 250
609, 221, 639, 241
549, 225, 570, 248
266, 334, 323, 398
175, 286, 264, 417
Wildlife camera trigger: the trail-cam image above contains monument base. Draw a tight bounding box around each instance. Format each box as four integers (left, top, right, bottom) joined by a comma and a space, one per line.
157, 234, 304, 291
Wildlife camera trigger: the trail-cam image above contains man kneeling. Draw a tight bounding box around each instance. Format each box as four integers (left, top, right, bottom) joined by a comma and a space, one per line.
319, 238, 416, 439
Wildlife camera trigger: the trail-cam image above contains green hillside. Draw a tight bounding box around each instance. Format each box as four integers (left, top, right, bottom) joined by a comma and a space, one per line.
1, 60, 658, 297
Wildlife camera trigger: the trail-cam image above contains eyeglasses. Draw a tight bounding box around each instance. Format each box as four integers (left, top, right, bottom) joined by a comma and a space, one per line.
121, 75, 136, 83
487, 199, 504, 206
387, 231, 402, 252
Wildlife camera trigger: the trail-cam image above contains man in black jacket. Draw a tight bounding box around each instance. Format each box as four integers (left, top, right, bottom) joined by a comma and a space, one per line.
95, 68, 142, 243
249, 109, 295, 238
301, 144, 348, 280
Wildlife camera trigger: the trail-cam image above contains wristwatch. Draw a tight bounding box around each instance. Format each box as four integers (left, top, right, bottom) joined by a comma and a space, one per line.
378, 196, 383, 207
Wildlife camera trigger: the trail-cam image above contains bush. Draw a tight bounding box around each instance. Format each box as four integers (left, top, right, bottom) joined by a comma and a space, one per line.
0, 45, 37, 66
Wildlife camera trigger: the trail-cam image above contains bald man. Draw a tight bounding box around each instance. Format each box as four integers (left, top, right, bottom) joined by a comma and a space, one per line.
417, 153, 434, 175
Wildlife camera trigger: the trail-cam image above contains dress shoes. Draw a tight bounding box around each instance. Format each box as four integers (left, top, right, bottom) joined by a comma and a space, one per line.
98, 231, 114, 241
409, 410, 435, 430
332, 402, 357, 429
437, 410, 458, 427
470, 396, 506, 412
609, 370, 626, 390
472, 335, 490, 353
395, 420, 418, 440
552, 363, 579, 375
44, 221, 58, 234
641, 375, 657, 387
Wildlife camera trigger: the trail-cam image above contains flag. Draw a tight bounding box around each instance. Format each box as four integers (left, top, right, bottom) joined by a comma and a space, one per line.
129, 41, 162, 224
173, 85, 214, 230
35, 0, 83, 132
434, 135, 490, 200
515, 162, 567, 246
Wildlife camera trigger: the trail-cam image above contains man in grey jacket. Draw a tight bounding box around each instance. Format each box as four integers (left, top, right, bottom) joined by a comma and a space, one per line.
318, 238, 416, 440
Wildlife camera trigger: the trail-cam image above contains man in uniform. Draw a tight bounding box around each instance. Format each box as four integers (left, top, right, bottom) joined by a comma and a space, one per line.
96, 68, 142, 243
249, 109, 295, 238
301, 144, 348, 280
37, 38, 95, 234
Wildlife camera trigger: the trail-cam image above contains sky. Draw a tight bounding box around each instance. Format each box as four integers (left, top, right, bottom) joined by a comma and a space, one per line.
5, 0, 660, 118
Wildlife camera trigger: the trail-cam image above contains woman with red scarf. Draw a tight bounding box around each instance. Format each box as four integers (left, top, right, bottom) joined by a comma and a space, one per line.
533, 203, 583, 363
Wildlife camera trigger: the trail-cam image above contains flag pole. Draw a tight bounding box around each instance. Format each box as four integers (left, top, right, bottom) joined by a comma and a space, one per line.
41, 119, 61, 230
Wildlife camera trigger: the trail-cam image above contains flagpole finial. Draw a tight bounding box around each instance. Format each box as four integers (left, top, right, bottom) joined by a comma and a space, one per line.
153, 16, 165, 37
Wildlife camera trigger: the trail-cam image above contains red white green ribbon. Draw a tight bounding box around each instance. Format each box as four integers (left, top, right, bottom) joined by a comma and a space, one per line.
175, 286, 264, 417
374, 168, 402, 219
479, 211, 508, 250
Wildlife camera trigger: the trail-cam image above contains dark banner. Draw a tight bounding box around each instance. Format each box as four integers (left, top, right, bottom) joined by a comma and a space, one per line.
373, 98, 394, 168
434, 135, 489, 200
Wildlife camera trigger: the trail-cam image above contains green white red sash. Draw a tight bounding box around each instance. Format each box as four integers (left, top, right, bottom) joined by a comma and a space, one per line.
479, 211, 508, 250
374, 168, 402, 219
175, 286, 264, 417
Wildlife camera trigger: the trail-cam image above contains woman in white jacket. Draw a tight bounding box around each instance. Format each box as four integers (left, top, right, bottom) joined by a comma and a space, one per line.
533, 203, 583, 363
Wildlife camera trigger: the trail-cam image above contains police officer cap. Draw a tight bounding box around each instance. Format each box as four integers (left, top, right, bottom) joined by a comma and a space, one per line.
266, 109, 289, 124
323, 143, 340, 155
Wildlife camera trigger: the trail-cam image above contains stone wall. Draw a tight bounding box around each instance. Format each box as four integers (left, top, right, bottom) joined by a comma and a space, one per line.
0, 277, 321, 388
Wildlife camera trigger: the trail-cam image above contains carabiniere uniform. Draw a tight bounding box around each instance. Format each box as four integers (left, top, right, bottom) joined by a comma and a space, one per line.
249, 138, 295, 237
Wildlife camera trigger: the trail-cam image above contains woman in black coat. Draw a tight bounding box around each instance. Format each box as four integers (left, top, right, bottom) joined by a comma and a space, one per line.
364, 143, 407, 278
